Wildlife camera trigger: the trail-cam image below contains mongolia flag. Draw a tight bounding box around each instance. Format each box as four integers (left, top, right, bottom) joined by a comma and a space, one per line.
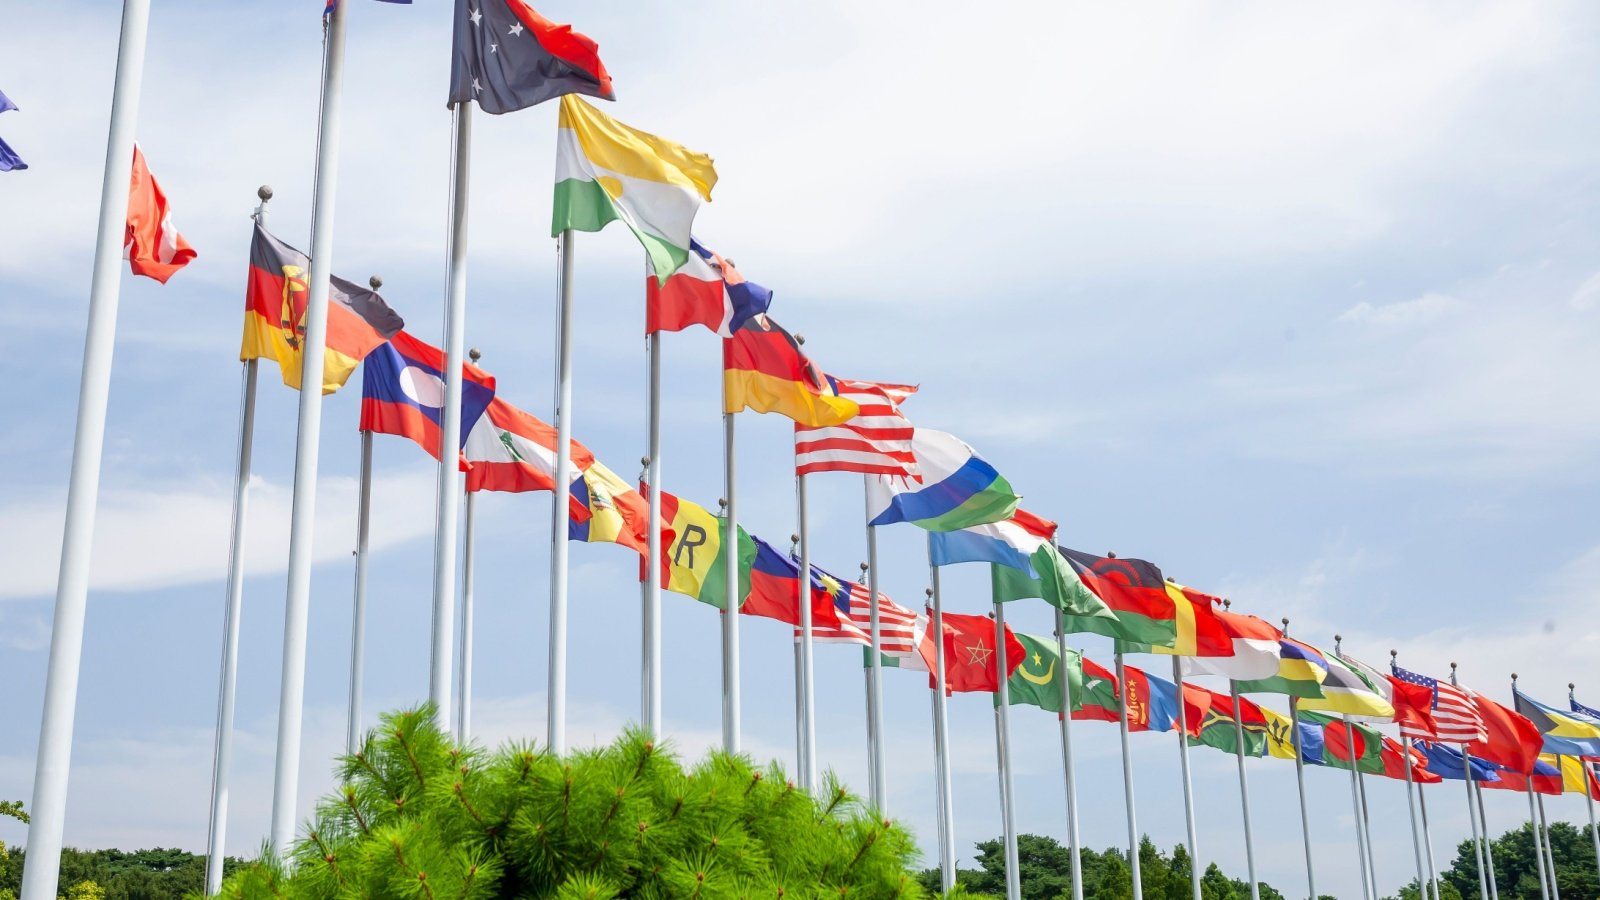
646, 238, 772, 337
1071, 658, 1186, 733
868, 430, 1019, 532
461, 397, 591, 523
241, 223, 404, 394
360, 330, 495, 465
125, 145, 196, 283
723, 313, 859, 427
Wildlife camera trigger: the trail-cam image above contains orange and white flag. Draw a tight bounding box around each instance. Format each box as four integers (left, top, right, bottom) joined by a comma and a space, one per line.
124, 144, 195, 283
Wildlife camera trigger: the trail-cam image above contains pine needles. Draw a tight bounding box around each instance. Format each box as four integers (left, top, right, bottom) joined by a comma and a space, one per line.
217, 707, 926, 900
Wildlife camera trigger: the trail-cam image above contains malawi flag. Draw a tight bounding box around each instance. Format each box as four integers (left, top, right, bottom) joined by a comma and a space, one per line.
241, 223, 404, 394
1000, 632, 1083, 714
1056, 549, 1178, 648
361, 329, 496, 464
448, 0, 612, 113
723, 313, 859, 428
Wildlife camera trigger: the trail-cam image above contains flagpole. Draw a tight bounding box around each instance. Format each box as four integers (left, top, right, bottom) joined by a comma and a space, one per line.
643, 324, 663, 734
1229, 680, 1261, 900
1581, 684, 1600, 888
1513, 675, 1553, 900
927, 565, 957, 895
1053, 609, 1084, 900
1284, 619, 1317, 900
1402, 735, 1429, 900
791, 535, 805, 780
19, 0, 149, 894
928, 680, 951, 884
1358, 765, 1380, 900
992, 605, 1021, 900
1113, 651, 1144, 900
1450, 666, 1490, 900
720, 405, 741, 752
202, 188, 270, 897
547, 229, 577, 755
1476, 763, 1502, 900
1170, 656, 1201, 900
797, 471, 817, 790
268, 0, 351, 854
457, 362, 481, 745
1419, 773, 1443, 900
864, 496, 887, 814
1342, 714, 1373, 900
346, 425, 373, 753
1538, 792, 1561, 900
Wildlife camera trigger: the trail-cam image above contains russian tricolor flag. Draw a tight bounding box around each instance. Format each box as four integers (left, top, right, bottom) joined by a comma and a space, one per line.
360, 330, 495, 464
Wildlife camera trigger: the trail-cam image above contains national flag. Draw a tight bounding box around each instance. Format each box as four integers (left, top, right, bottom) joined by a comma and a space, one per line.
1269, 707, 1318, 762
0, 90, 15, 114
867, 430, 1020, 532
1300, 712, 1384, 774
923, 611, 1025, 694
1051, 549, 1179, 648
553, 95, 713, 280
1391, 665, 1484, 744
1479, 755, 1564, 797
1557, 755, 1600, 799
0, 135, 24, 173
1378, 736, 1441, 784
241, 223, 404, 394
872, 604, 935, 673
735, 540, 846, 630
360, 330, 496, 464
125, 145, 196, 283
1387, 674, 1439, 741
930, 508, 1056, 571
567, 460, 658, 558
795, 380, 919, 478
1000, 633, 1083, 714
646, 238, 772, 337
1466, 692, 1545, 776
461, 398, 592, 523
1297, 650, 1395, 720
1419, 742, 1501, 782
1572, 695, 1600, 722
654, 490, 752, 606
723, 313, 859, 427
1235, 638, 1329, 699
1180, 610, 1282, 681
1069, 658, 1186, 733
1116, 580, 1233, 658
1188, 688, 1270, 757
801, 574, 902, 646
449, 0, 612, 114
1513, 689, 1600, 758
1071, 656, 1121, 724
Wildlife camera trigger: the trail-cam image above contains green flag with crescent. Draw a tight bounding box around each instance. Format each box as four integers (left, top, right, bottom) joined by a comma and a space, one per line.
999, 632, 1084, 714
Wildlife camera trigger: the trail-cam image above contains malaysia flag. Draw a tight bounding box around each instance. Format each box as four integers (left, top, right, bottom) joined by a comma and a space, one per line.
360, 330, 495, 466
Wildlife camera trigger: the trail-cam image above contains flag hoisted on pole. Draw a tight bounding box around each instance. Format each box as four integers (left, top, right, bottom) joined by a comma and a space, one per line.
926, 567, 957, 895
1512, 674, 1553, 900
269, 0, 353, 853
1113, 650, 1144, 900
1453, 665, 1492, 900
1394, 653, 1430, 900
204, 187, 270, 898
456, 348, 484, 742
1054, 608, 1085, 900
992, 604, 1021, 900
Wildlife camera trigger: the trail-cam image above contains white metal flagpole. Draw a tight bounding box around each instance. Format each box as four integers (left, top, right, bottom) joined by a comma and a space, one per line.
927, 562, 957, 894
346, 425, 373, 753
1113, 651, 1144, 900
20, 2, 150, 896
548, 229, 576, 755
864, 491, 887, 813
993, 604, 1021, 900
1171, 656, 1201, 900
457, 356, 481, 745
643, 324, 663, 733
1393, 652, 1428, 900
1344, 715, 1373, 900
1229, 680, 1261, 900
430, 99, 473, 732
1476, 773, 1501, 900
1516, 672, 1553, 900
720, 403, 741, 753
268, 0, 351, 855
1538, 792, 1561, 900
1358, 764, 1380, 900
1456, 662, 1493, 900
1053, 609, 1084, 900
1283, 619, 1317, 900
1419, 771, 1442, 900
796, 478, 817, 790
203, 188, 270, 897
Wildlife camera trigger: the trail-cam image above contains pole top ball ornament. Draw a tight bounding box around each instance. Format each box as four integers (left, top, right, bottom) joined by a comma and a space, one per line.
258, 184, 273, 201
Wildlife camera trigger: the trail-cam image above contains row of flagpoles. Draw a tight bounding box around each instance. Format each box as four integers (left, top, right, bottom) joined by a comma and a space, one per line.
18, 4, 1600, 900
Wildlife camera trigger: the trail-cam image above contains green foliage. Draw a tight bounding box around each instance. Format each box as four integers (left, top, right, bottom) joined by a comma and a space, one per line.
915, 834, 1273, 899
217, 706, 924, 899
1438, 820, 1600, 900
0, 803, 27, 826
0, 847, 239, 900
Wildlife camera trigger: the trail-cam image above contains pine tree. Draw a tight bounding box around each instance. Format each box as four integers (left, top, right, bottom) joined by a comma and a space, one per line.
216, 707, 925, 899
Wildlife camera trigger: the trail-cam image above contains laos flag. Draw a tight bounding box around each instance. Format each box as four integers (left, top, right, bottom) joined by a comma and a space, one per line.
360, 330, 496, 466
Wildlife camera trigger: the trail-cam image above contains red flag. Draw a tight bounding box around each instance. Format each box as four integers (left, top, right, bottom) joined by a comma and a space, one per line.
1181, 683, 1214, 738
1466, 693, 1544, 775
1388, 675, 1438, 738
125, 145, 195, 283
1379, 735, 1441, 784
923, 611, 1023, 693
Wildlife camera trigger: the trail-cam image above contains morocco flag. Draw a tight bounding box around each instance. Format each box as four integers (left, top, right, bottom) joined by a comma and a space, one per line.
921, 611, 1023, 693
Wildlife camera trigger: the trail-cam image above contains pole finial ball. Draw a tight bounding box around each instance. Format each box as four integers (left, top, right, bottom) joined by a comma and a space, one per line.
795, 334, 805, 345
1106, 551, 1117, 558
1334, 633, 1343, 642
926, 588, 934, 598
791, 534, 800, 544
1451, 661, 1458, 670
369, 276, 383, 291
257, 185, 274, 201
1390, 649, 1397, 658
1281, 617, 1290, 626
640, 456, 650, 467
469, 347, 482, 362
718, 498, 728, 509
1512, 672, 1519, 681
860, 562, 869, 572
1570, 682, 1577, 690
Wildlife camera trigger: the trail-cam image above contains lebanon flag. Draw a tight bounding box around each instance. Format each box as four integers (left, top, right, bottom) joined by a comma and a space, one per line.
462, 397, 590, 522
125, 144, 196, 282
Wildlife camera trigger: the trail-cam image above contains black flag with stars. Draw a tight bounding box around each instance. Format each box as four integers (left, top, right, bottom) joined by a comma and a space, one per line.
448, 0, 614, 114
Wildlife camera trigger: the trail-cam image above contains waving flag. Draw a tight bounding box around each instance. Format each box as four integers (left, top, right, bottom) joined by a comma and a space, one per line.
1467, 692, 1544, 775
930, 508, 1055, 570
798, 571, 902, 647
1181, 610, 1282, 681
1378, 736, 1440, 784
1116, 580, 1233, 658
869, 430, 1019, 532
361, 330, 495, 463
724, 314, 859, 427
1051, 549, 1178, 648
1572, 695, 1600, 721
1514, 689, 1600, 758
654, 490, 751, 606
1301, 712, 1384, 773
1001, 633, 1083, 714
737, 539, 842, 629
125, 145, 196, 283
1189, 688, 1269, 757
462, 398, 590, 527
1298, 651, 1395, 720
568, 460, 659, 558
1235, 638, 1329, 699
1420, 742, 1501, 782
449, 0, 612, 113
553, 95, 713, 280
1479, 755, 1564, 796
795, 380, 919, 478
0, 89, 23, 173
647, 238, 772, 337
923, 611, 1024, 694
1392, 665, 1484, 743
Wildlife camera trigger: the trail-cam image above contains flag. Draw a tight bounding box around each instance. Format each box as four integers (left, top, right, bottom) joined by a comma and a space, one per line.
1235, 638, 1329, 699
1180, 609, 1282, 681
930, 508, 1056, 571
736, 539, 845, 630
802, 574, 901, 646
872, 603, 935, 672
1072, 656, 1121, 724
923, 611, 1024, 694
1188, 688, 1269, 757
1513, 689, 1600, 758
654, 491, 752, 606
241, 223, 404, 393
867, 430, 1020, 532
1297, 650, 1395, 720
1116, 581, 1233, 658
1557, 754, 1600, 799
1069, 658, 1185, 733
1001, 632, 1083, 714
646, 238, 772, 337
0, 135, 23, 173
1050, 549, 1179, 648
1479, 755, 1564, 797
1419, 742, 1501, 782
125, 145, 195, 283
1378, 736, 1441, 784
1387, 674, 1439, 741
462, 398, 592, 527
360, 330, 496, 464
1301, 712, 1384, 774
1392, 665, 1484, 743
1572, 695, 1600, 721
449, 0, 612, 114
553, 94, 713, 280
989, 546, 1120, 633
1467, 692, 1545, 775
795, 380, 919, 478
0, 90, 15, 114
723, 313, 859, 427
567, 460, 658, 558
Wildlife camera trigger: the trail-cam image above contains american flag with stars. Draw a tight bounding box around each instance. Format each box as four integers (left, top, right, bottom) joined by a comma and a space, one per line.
1393, 664, 1486, 743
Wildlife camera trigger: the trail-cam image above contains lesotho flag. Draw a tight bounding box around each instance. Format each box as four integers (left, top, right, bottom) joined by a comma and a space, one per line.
866, 430, 1018, 532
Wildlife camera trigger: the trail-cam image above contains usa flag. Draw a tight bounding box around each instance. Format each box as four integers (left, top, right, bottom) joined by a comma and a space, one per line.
794, 381, 919, 478
1393, 664, 1486, 743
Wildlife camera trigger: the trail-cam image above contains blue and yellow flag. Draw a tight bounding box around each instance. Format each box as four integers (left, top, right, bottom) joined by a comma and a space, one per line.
1234, 638, 1328, 699
1514, 690, 1600, 758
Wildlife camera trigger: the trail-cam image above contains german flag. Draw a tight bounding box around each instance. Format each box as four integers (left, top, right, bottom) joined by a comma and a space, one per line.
722, 313, 858, 427
240, 223, 403, 394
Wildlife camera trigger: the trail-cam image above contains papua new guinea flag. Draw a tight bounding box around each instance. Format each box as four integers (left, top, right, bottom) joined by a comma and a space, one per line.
361, 329, 495, 464
449, 0, 612, 113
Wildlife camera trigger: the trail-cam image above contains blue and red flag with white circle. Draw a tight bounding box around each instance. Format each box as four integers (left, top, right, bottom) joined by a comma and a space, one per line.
360, 330, 495, 467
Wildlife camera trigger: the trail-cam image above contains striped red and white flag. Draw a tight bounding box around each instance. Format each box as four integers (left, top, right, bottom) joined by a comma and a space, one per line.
798, 578, 923, 655
794, 380, 919, 478
1393, 665, 1486, 743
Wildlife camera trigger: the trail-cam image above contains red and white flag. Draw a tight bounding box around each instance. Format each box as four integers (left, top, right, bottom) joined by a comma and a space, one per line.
463, 397, 591, 523
1392, 664, 1486, 744
124, 144, 196, 283
797, 576, 925, 657
794, 380, 918, 478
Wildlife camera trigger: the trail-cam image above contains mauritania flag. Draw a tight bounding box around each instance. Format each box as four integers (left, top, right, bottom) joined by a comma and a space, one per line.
1000, 632, 1083, 714
867, 430, 1019, 532
553, 95, 716, 281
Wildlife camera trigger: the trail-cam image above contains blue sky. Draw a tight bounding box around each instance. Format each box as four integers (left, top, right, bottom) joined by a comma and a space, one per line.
3, 1, 1600, 896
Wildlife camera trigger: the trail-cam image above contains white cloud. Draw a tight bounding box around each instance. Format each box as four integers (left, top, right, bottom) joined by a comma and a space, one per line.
0, 468, 436, 601
1338, 292, 1461, 327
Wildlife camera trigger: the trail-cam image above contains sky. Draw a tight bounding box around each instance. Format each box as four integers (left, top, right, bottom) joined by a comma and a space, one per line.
2, 1, 1600, 897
